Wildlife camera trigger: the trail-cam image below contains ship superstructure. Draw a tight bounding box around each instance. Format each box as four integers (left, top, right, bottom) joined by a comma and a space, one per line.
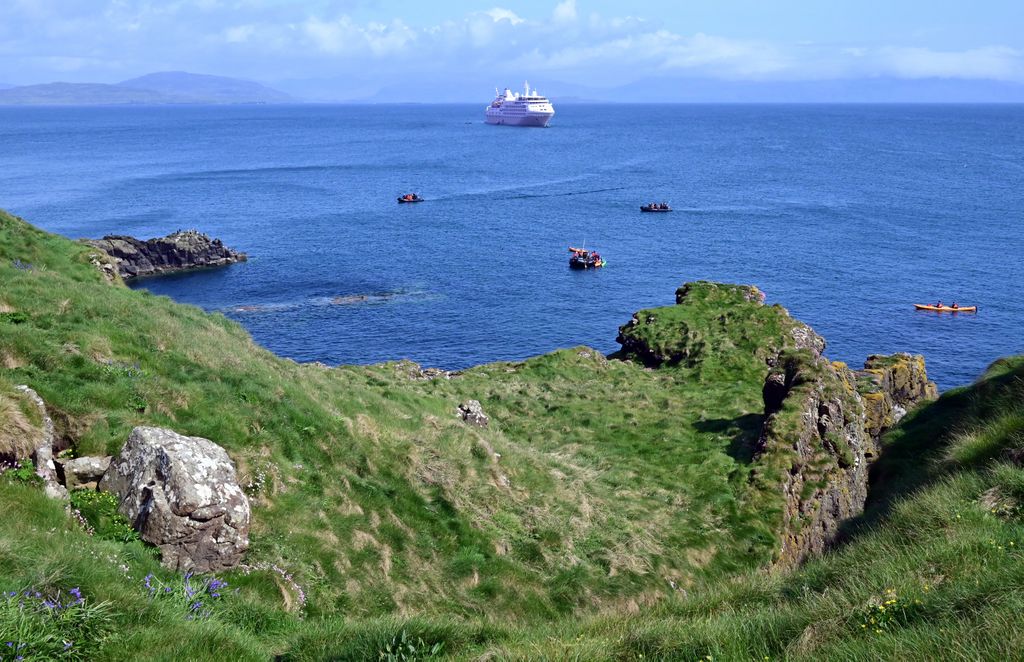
485, 81, 555, 127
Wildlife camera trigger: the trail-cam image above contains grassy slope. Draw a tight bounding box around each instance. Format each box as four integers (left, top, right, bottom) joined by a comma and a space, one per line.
0, 210, 799, 655
3, 208, 1023, 659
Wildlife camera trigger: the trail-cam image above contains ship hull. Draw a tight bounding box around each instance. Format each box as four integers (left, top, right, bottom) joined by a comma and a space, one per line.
485, 111, 553, 127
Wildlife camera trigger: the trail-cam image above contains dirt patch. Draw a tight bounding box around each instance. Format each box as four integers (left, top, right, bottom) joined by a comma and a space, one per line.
0, 391, 43, 462
1, 352, 26, 370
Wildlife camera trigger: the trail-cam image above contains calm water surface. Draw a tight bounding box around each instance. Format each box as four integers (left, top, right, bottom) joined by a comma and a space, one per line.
1, 104, 1022, 389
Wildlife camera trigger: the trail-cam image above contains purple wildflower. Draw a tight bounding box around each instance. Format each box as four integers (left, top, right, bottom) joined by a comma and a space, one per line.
64, 642, 74, 650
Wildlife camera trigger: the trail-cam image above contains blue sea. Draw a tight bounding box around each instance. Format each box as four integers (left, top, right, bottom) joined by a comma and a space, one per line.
1, 104, 1022, 390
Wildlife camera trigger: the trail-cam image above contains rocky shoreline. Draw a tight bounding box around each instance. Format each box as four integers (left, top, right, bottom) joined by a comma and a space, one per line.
84, 229, 246, 279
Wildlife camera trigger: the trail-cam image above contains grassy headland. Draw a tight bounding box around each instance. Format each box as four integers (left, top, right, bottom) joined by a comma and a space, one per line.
2, 208, 1023, 659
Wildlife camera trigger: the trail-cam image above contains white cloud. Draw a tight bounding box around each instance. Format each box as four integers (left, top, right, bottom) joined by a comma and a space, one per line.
224, 24, 256, 43
877, 46, 1023, 80
553, 0, 577, 23
485, 8, 524, 26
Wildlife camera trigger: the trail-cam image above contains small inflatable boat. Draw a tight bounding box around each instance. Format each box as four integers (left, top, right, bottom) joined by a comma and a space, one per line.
568, 246, 605, 270
640, 204, 672, 212
397, 194, 424, 204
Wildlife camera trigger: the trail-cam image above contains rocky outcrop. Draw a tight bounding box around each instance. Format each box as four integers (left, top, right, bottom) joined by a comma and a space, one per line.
99, 427, 250, 572
5, 386, 68, 501
59, 455, 111, 491
84, 230, 246, 279
458, 400, 489, 428
615, 281, 824, 369
754, 351, 937, 568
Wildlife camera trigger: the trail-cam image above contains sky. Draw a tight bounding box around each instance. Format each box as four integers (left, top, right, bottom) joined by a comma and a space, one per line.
1, 0, 1023, 99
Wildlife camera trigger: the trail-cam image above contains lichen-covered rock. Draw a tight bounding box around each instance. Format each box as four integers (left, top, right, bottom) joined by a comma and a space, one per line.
99, 427, 250, 572
458, 400, 489, 428
84, 230, 246, 279
753, 350, 869, 567
60, 455, 111, 491
753, 351, 938, 568
856, 354, 939, 438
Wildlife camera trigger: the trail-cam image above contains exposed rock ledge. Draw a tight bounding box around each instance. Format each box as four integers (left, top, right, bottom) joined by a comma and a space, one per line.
84, 230, 246, 279
756, 350, 937, 568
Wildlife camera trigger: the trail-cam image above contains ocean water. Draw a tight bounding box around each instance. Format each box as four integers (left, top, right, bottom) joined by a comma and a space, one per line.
1, 104, 1022, 390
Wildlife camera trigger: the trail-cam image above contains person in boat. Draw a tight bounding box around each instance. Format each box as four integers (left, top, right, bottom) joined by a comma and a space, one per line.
951, 302, 959, 309
935, 301, 943, 308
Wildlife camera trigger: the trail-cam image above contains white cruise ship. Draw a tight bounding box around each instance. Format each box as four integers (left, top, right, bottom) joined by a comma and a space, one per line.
485, 81, 554, 127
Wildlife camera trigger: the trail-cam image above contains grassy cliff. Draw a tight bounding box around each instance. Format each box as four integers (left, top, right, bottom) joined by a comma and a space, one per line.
2, 208, 1023, 659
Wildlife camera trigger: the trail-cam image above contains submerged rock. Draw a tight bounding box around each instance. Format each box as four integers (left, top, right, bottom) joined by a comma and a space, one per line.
99, 426, 250, 572
84, 230, 246, 279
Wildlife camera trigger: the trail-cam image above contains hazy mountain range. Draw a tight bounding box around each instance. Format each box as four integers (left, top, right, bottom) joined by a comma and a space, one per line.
0, 72, 292, 105
2, 71, 1023, 105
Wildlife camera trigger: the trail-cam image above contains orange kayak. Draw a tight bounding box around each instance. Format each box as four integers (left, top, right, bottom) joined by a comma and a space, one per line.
914, 304, 977, 312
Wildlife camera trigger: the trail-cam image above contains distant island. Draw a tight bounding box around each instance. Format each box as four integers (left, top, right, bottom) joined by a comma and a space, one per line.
0, 71, 292, 106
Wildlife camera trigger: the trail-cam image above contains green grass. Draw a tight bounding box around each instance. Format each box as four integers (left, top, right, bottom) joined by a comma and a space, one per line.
3, 208, 1024, 658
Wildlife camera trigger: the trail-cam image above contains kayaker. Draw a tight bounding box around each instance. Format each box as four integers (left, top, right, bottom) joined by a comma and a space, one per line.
935, 300, 943, 308
952, 302, 959, 309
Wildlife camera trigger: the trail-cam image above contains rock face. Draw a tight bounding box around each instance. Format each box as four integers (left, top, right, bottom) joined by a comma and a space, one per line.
99, 427, 250, 572
754, 351, 937, 568
84, 230, 246, 279
60, 455, 112, 491
458, 400, 489, 428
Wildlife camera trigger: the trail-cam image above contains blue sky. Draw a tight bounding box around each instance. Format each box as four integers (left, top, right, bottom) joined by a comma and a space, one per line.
1, 0, 1022, 98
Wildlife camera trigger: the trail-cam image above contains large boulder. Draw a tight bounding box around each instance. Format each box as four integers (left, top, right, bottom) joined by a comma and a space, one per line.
83, 230, 246, 279
99, 427, 250, 572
